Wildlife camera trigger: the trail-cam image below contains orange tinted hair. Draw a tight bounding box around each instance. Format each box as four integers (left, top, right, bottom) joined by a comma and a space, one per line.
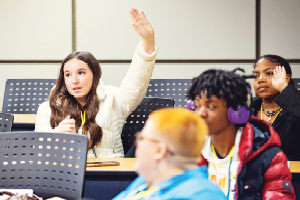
150, 107, 208, 157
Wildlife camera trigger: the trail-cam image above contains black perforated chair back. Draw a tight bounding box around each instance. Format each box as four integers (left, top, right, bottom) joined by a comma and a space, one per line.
2, 79, 56, 114
145, 79, 191, 108
0, 132, 88, 200
121, 98, 174, 155
0, 113, 14, 132
293, 78, 300, 90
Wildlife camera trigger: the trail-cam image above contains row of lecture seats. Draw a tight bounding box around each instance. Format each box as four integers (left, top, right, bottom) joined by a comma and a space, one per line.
0, 131, 88, 200
2, 79, 191, 114
0, 79, 183, 199
121, 97, 174, 155
0, 98, 175, 155
1, 79, 190, 154
1, 78, 300, 199
3, 77, 300, 115
0, 113, 14, 132
2, 78, 300, 155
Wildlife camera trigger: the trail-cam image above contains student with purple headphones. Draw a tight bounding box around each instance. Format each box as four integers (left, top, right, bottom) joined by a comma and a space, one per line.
187, 68, 295, 200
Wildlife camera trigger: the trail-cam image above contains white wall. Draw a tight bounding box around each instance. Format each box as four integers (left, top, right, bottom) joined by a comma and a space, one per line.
0, 0, 72, 60
1, 63, 299, 111
0, 0, 300, 112
76, 0, 256, 60
261, 0, 300, 58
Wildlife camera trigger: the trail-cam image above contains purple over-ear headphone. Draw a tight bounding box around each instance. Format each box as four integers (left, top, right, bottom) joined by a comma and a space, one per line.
186, 99, 250, 124
227, 106, 250, 124
186, 99, 196, 111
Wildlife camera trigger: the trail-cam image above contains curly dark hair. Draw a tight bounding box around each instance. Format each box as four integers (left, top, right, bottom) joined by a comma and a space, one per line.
187, 68, 252, 111
256, 54, 294, 86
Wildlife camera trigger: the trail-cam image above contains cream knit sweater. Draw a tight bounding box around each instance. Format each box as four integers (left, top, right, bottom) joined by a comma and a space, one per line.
35, 41, 157, 158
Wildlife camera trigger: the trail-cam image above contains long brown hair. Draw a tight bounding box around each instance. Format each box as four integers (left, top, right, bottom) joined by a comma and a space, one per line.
49, 52, 102, 150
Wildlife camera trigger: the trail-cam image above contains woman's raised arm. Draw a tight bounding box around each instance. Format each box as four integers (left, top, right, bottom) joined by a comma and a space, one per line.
130, 8, 155, 55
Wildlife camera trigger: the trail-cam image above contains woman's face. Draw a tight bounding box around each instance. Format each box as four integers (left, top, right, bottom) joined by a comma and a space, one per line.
63, 58, 94, 104
252, 58, 280, 100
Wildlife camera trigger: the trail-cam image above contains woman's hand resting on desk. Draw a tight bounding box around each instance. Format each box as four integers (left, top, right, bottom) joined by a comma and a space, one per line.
56, 119, 75, 133
130, 8, 155, 54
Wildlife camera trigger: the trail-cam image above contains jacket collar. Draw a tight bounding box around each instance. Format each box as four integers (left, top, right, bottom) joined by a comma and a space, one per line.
97, 79, 106, 101
202, 129, 242, 163
239, 117, 281, 165
199, 117, 282, 167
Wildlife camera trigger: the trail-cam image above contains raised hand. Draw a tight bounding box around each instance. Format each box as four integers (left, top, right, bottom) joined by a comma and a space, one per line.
130, 8, 155, 54
272, 66, 289, 92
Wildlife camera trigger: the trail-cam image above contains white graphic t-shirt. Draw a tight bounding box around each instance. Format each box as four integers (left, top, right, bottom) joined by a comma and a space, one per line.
202, 129, 242, 200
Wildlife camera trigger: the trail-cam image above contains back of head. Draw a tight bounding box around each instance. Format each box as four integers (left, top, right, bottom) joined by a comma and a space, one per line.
257, 54, 294, 85
187, 69, 251, 111
150, 107, 208, 158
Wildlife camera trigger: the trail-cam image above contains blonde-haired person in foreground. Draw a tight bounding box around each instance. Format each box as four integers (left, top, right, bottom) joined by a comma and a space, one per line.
47, 108, 225, 200
113, 107, 226, 200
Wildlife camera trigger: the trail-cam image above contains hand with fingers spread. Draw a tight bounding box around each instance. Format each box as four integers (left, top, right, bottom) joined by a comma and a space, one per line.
130, 8, 155, 54
56, 119, 76, 133
272, 66, 290, 92
46, 197, 66, 200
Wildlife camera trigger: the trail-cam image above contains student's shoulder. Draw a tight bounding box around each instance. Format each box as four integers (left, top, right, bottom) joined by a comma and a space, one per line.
36, 101, 51, 119
103, 85, 118, 93
190, 191, 227, 200
122, 176, 147, 192
37, 101, 50, 111
97, 84, 118, 97
172, 173, 225, 199
168, 180, 226, 200
256, 145, 284, 173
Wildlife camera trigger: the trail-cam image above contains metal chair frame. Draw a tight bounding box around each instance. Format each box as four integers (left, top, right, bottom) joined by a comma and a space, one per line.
0, 113, 14, 132
2, 79, 56, 114
145, 79, 191, 108
121, 97, 174, 155
0, 132, 88, 200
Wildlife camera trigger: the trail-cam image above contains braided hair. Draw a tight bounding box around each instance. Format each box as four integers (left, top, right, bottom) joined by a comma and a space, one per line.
257, 54, 294, 86
187, 68, 252, 111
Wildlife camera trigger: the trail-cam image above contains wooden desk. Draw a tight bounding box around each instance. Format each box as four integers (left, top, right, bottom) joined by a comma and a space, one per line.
290, 161, 300, 173
85, 159, 300, 173
84, 159, 300, 200
7, 117, 300, 199
88, 159, 300, 171
289, 161, 300, 200
85, 158, 137, 178
12, 114, 36, 131
86, 158, 135, 172
13, 114, 36, 123
84, 158, 137, 200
